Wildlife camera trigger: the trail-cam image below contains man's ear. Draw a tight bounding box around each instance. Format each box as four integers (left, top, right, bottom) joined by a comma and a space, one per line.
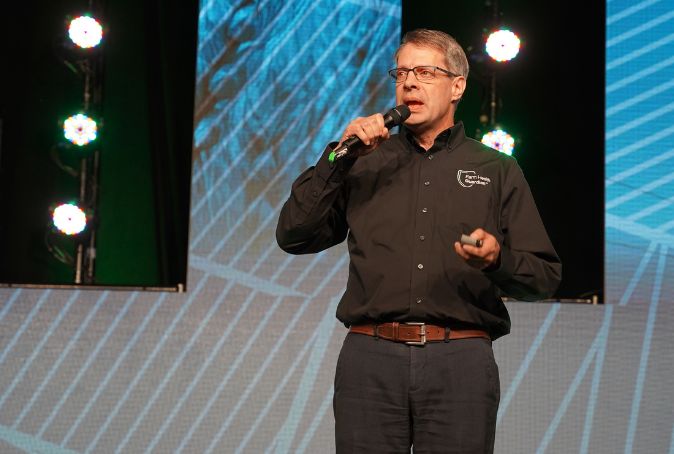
452, 76, 467, 103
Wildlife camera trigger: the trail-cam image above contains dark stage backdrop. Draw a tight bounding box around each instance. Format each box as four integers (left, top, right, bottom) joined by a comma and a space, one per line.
0, 0, 193, 288
0, 1, 673, 453
402, 0, 605, 300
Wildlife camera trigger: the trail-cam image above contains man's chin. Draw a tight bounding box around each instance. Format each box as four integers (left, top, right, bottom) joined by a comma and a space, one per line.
403, 118, 425, 131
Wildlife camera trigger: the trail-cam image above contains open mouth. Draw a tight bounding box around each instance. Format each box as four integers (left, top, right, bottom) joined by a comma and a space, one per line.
405, 100, 424, 110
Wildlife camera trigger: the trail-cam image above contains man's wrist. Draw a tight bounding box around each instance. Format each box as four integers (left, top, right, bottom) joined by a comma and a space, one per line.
482, 253, 501, 272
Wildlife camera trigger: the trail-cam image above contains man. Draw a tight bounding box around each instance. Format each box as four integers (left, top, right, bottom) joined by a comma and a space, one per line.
276, 29, 561, 453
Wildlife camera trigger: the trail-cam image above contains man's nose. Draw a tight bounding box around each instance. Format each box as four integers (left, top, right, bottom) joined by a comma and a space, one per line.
403, 71, 419, 89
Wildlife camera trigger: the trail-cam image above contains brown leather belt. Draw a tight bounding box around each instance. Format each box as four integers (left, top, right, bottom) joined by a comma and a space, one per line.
350, 322, 490, 346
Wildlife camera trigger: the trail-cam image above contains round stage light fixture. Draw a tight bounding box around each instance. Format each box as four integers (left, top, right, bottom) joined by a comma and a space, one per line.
64, 114, 97, 146
481, 129, 515, 156
68, 16, 103, 49
53, 203, 87, 235
486, 29, 521, 62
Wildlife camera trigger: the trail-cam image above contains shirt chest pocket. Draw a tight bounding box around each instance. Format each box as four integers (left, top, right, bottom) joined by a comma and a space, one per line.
439, 183, 498, 236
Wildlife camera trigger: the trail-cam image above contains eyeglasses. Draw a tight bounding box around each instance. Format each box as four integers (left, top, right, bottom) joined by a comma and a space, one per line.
387, 66, 458, 83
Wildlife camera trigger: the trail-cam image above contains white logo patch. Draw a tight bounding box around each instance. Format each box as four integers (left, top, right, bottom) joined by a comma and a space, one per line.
457, 170, 491, 188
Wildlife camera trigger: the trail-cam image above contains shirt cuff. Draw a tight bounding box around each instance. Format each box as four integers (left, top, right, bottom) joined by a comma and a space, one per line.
482, 246, 515, 282
314, 142, 358, 182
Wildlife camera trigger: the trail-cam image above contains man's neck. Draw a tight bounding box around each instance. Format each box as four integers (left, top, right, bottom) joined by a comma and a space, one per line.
412, 122, 454, 150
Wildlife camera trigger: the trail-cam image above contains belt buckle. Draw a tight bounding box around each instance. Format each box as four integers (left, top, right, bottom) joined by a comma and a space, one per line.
403, 322, 426, 346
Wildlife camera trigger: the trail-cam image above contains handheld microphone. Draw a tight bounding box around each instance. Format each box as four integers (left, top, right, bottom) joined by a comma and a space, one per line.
329, 105, 411, 163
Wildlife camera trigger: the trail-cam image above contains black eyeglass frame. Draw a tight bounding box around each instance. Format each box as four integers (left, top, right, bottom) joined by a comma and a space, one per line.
387, 65, 459, 83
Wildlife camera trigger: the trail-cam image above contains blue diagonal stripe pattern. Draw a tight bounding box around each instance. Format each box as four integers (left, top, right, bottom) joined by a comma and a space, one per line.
36, 292, 140, 439
13, 291, 110, 429
496, 303, 560, 427
606, 0, 674, 309
0, 290, 52, 368
579, 305, 612, 454
268, 299, 339, 453
0, 291, 81, 412
624, 245, 667, 453
0, 424, 79, 454
535, 306, 613, 453
606, 0, 662, 25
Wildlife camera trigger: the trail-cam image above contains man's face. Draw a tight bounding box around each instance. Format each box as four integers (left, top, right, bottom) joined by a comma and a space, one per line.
395, 44, 465, 135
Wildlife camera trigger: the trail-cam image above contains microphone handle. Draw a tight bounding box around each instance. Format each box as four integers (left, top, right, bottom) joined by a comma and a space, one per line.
330, 136, 360, 161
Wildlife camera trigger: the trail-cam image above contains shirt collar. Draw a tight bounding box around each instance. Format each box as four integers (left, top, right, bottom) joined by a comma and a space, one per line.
402, 121, 466, 152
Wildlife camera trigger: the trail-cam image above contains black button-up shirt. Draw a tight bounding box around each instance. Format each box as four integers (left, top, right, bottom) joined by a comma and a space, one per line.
276, 122, 561, 339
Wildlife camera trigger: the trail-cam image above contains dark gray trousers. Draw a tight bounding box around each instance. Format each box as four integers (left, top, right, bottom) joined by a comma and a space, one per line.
334, 332, 500, 453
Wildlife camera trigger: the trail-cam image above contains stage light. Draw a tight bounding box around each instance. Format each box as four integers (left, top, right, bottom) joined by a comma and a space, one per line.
68, 16, 103, 49
482, 129, 515, 156
53, 203, 87, 235
64, 114, 97, 146
486, 29, 520, 62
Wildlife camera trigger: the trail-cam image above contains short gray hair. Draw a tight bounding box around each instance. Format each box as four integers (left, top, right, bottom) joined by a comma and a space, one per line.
394, 29, 469, 78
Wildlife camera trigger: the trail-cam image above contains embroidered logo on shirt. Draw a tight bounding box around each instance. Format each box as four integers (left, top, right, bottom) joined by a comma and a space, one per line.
457, 170, 491, 188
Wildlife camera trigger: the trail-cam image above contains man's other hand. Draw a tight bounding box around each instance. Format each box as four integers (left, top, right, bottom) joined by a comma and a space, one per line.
454, 228, 501, 270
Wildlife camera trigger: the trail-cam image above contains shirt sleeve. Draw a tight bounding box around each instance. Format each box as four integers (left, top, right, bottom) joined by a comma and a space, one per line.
483, 160, 562, 300
275, 144, 356, 254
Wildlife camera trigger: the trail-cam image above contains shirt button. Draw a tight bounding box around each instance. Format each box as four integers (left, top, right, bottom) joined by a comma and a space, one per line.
419, 235, 425, 241
424, 181, 430, 186
417, 263, 424, 270
416, 298, 423, 304
428, 154, 434, 160
422, 207, 428, 213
